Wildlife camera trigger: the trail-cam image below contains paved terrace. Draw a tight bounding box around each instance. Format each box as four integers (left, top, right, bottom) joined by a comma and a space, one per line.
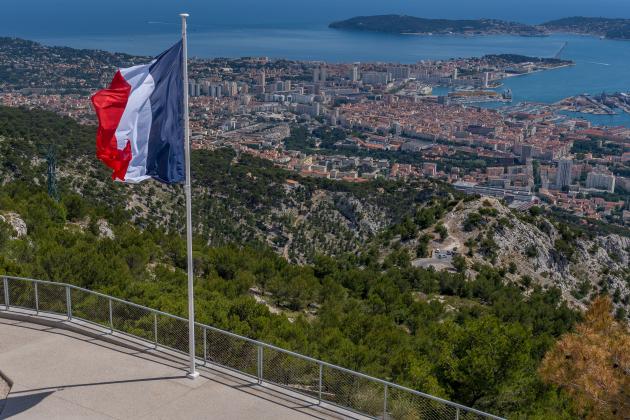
0, 312, 366, 420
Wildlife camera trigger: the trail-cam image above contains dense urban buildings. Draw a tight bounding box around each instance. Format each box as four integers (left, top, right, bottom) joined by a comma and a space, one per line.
1, 37, 628, 225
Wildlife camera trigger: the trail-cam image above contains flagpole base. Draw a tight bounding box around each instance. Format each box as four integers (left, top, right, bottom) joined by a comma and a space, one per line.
187, 370, 200, 380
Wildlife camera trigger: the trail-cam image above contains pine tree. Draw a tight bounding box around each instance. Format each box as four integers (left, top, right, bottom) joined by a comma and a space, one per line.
539, 296, 630, 419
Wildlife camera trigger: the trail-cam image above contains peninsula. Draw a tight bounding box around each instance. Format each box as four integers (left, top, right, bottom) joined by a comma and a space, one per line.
329, 15, 546, 36
330, 15, 630, 40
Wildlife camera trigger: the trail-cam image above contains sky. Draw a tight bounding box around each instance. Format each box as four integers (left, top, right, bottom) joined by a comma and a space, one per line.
2, 0, 630, 37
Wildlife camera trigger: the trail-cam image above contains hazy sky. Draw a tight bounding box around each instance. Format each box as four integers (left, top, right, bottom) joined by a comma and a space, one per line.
3, 0, 630, 36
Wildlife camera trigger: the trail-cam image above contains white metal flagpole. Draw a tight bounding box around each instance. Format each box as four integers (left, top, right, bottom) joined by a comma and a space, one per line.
180, 12, 199, 380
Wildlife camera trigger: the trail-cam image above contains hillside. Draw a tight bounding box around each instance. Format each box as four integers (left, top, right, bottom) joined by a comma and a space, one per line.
3, 105, 628, 311
0, 37, 146, 93
3, 105, 629, 313
329, 15, 546, 36
444, 198, 629, 314
6, 102, 630, 417
0, 105, 592, 416
0, 106, 451, 264
541, 16, 630, 40
373, 195, 630, 317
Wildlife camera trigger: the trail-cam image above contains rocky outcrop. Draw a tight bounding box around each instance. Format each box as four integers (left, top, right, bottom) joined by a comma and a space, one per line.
445, 198, 630, 311
0, 212, 27, 238
97, 219, 115, 240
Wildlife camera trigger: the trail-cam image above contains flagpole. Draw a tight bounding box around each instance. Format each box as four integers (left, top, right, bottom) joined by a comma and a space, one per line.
180, 12, 199, 380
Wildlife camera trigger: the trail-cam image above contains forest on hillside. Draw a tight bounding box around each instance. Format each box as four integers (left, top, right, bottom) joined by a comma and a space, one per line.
1, 107, 628, 418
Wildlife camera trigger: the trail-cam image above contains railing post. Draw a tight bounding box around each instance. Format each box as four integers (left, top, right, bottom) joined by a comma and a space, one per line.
34, 282, 39, 314
153, 312, 158, 348
257, 345, 263, 384
3, 277, 9, 310
203, 327, 207, 365
65, 286, 72, 320
318, 363, 323, 404
455, 408, 460, 420
108, 298, 113, 333
383, 384, 388, 420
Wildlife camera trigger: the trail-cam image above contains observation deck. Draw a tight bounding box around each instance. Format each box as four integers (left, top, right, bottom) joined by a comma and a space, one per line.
0, 276, 503, 419
0, 315, 359, 419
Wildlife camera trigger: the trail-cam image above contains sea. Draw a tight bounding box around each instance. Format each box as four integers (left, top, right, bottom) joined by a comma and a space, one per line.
5, 15, 630, 126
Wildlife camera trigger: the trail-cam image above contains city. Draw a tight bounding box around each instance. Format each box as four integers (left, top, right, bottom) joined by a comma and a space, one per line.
2, 38, 627, 226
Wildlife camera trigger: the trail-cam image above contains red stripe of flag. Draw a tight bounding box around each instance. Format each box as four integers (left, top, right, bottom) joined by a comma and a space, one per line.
91, 71, 133, 181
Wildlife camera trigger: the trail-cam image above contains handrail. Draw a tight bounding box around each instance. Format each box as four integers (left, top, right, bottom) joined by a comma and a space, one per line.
1, 275, 505, 420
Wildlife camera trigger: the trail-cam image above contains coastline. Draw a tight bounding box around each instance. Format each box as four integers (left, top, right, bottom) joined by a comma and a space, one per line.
501, 63, 574, 80
397, 32, 548, 38
337, 28, 630, 42
21, 30, 630, 127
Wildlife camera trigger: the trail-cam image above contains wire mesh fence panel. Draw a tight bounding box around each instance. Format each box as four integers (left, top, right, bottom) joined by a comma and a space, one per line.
322, 365, 386, 418
156, 313, 189, 353
70, 288, 110, 327
0, 280, 5, 307
37, 282, 67, 314
111, 300, 154, 341
205, 328, 258, 377
387, 386, 459, 420
194, 324, 205, 360
262, 347, 320, 399
7, 279, 36, 310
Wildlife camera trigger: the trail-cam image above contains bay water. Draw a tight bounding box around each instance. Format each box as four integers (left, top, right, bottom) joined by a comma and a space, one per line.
14, 23, 630, 126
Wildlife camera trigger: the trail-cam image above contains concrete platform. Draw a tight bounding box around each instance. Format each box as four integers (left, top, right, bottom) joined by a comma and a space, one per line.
0, 313, 366, 420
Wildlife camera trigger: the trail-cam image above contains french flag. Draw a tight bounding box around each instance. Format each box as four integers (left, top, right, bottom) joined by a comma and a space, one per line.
91, 42, 185, 184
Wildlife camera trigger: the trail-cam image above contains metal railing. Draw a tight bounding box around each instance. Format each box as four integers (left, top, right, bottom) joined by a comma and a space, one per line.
0, 275, 505, 420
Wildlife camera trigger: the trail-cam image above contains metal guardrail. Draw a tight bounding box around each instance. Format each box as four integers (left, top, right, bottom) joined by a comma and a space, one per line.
0, 275, 505, 420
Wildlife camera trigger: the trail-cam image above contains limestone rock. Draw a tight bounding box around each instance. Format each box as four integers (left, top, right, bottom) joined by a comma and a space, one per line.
97, 219, 115, 240
0, 212, 27, 238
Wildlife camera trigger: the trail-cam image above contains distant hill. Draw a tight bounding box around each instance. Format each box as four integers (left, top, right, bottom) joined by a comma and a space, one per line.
540, 16, 630, 40
329, 15, 546, 36
330, 15, 630, 40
